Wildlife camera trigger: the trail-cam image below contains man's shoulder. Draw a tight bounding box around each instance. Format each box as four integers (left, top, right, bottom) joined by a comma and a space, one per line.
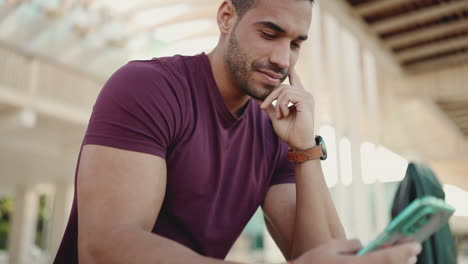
107, 54, 205, 92
124, 54, 203, 79
99, 55, 206, 109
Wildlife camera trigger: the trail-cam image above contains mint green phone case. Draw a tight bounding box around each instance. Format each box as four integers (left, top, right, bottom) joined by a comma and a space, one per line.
357, 196, 455, 255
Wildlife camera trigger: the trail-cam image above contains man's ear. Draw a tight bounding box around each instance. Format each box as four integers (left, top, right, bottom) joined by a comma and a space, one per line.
217, 0, 237, 34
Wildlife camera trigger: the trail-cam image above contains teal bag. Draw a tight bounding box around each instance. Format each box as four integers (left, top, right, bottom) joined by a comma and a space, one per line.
391, 162, 457, 264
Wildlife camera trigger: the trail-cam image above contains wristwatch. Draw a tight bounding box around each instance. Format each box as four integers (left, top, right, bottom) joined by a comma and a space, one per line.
287, 135, 327, 163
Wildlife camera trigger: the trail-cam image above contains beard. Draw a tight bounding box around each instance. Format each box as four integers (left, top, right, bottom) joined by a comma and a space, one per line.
224, 32, 288, 101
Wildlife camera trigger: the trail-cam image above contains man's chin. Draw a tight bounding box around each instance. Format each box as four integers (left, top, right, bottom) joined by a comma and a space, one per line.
248, 90, 273, 101
241, 81, 280, 101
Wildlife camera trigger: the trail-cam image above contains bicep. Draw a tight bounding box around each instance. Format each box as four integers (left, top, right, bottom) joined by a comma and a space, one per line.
77, 145, 167, 247
262, 183, 296, 259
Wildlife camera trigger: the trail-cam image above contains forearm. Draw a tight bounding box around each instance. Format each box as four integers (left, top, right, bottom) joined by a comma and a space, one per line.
82, 227, 240, 264
290, 159, 346, 258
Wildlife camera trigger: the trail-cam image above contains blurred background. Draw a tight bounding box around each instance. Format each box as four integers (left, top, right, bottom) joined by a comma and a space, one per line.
0, 0, 467, 263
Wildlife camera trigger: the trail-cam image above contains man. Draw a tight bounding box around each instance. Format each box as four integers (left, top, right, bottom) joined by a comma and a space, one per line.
54, 0, 421, 263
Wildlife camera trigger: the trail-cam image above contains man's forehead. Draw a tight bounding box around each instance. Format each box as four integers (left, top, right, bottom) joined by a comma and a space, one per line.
243, 0, 312, 35
251, 0, 313, 15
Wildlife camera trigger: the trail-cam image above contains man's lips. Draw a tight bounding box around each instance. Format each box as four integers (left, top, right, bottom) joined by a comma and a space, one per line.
256, 70, 284, 84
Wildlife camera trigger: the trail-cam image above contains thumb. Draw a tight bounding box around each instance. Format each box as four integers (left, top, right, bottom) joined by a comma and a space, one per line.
323, 239, 363, 254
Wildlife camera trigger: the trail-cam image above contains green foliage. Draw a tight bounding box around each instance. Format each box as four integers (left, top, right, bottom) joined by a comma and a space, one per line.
0, 197, 13, 250
35, 195, 47, 250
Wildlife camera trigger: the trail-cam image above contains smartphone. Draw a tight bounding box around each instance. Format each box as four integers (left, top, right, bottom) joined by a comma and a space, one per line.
357, 196, 455, 255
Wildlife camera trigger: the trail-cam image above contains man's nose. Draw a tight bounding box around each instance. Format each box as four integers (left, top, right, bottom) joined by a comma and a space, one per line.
269, 43, 290, 70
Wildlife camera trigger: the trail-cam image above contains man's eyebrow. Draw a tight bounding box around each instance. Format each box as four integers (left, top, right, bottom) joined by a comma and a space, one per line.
255, 21, 286, 33
255, 21, 308, 41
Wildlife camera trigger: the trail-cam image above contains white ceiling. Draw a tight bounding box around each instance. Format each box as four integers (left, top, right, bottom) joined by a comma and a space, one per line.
0, 0, 220, 78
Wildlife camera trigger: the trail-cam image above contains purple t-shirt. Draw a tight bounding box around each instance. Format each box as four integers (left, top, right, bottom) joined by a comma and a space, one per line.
54, 53, 295, 263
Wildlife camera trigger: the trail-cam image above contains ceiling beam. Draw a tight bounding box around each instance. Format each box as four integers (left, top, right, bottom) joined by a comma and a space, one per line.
0, 143, 78, 185
0, 41, 104, 83
125, 5, 217, 39
431, 161, 468, 191
0, 108, 38, 129
119, 0, 215, 19
177, 27, 219, 42
84, 0, 214, 37
397, 35, 468, 62
405, 51, 468, 73
0, 2, 20, 24
0, 107, 21, 129
443, 108, 468, 118
78, 2, 216, 50
424, 101, 468, 154
355, 0, 407, 17
385, 19, 468, 48
0, 87, 91, 125
454, 115, 468, 126
439, 99, 468, 108
59, 0, 74, 14
371, 1, 468, 33
318, 0, 403, 75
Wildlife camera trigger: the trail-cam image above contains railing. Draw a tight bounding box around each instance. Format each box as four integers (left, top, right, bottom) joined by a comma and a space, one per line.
0, 42, 104, 124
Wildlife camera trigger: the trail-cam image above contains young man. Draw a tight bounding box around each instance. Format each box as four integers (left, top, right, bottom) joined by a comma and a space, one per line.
54, 0, 421, 263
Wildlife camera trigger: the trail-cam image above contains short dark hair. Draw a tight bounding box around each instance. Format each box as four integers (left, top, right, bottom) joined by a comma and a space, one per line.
231, 0, 315, 19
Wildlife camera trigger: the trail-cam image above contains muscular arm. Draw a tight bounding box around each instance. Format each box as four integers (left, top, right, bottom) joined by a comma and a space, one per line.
77, 145, 239, 264
78, 145, 417, 264
291, 159, 346, 256
263, 160, 345, 260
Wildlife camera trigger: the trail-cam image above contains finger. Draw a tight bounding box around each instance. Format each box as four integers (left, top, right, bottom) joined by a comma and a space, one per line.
277, 89, 310, 111
260, 102, 277, 120
337, 239, 363, 254
288, 68, 304, 90
260, 86, 285, 109
276, 100, 282, 119
276, 91, 290, 118
408, 256, 417, 264
361, 243, 421, 264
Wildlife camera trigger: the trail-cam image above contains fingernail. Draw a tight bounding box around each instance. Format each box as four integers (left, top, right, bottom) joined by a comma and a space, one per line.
407, 256, 417, 264
413, 244, 422, 254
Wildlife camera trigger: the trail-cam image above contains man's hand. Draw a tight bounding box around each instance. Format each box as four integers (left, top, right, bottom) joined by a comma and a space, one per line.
293, 239, 421, 264
259, 69, 315, 150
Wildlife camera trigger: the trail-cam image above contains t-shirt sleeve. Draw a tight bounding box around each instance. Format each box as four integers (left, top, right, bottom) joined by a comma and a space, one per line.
83, 61, 186, 159
269, 142, 296, 186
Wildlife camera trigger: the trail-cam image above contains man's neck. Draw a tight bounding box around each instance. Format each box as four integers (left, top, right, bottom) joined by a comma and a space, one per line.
207, 48, 250, 118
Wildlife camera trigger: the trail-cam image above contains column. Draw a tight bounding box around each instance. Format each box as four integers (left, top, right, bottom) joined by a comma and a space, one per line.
297, 0, 323, 124
310, 1, 323, 125
47, 181, 74, 259
363, 51, 389, 234
342, 29, 372, 243
323, 13, 351, 236
23, 58, 39, 128
7, 185, 39, 264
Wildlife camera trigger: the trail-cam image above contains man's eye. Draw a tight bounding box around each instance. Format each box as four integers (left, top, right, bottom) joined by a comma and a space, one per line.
261, 32, 276, 40
291, 42, 301, 50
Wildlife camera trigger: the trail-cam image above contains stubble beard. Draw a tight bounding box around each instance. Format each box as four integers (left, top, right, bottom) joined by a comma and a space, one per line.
224, 32, 278, 101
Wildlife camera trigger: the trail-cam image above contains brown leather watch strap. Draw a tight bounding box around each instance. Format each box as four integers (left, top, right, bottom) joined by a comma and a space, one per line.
287, 145, 324, 163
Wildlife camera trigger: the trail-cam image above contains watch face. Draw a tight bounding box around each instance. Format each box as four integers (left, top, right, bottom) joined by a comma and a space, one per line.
316, 135, 327, 160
